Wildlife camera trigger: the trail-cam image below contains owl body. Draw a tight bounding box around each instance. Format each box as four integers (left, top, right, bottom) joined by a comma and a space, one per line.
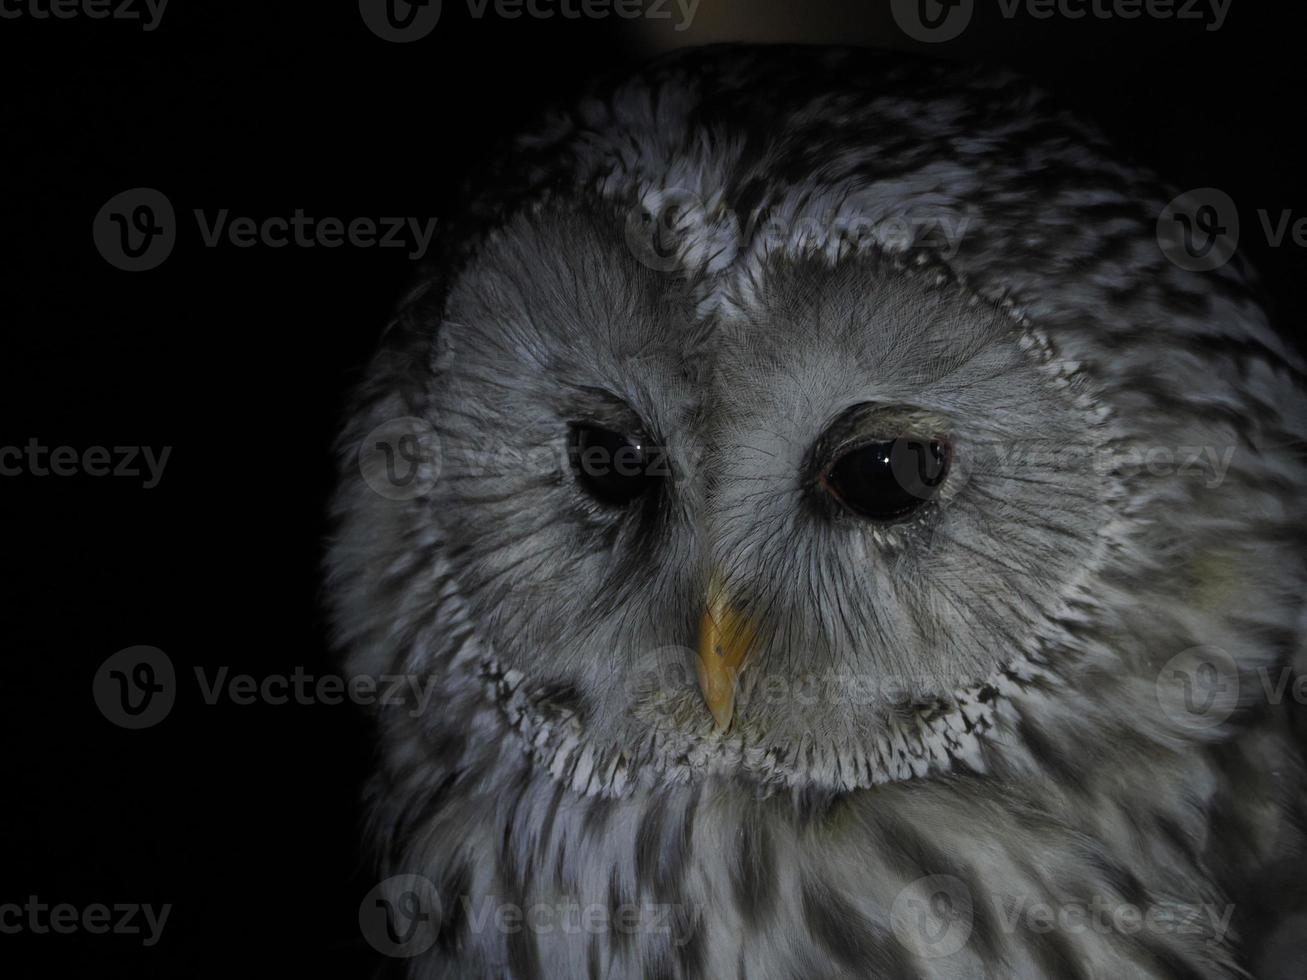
330, 47, 1307, 978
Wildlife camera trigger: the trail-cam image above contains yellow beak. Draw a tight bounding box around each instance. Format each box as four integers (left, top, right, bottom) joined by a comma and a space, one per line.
695, 573, 755, 733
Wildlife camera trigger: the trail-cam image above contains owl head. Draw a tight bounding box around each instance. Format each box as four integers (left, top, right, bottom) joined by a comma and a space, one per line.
329, 46, 1307, 801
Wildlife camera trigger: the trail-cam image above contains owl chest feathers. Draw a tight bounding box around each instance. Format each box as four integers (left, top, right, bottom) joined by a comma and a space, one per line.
387, 704, 1263, 980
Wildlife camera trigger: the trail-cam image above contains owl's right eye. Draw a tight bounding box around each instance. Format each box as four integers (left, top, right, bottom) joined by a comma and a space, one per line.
821, 436, 950, 522
568, 424, 665, 506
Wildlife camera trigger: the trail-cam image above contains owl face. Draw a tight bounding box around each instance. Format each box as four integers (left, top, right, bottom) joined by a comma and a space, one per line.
333, 46, 1304, 804
416, 196, 1115, 793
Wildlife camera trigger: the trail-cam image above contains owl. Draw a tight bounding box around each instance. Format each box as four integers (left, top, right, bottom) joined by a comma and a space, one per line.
328, 45, 1307, 979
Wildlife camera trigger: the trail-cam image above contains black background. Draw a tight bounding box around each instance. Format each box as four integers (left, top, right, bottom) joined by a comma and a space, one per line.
2, 1, 1305, 976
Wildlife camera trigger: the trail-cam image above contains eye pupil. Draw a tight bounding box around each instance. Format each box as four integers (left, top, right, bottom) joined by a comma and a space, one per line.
569, 424, 663, 506
823, 437, 949, 522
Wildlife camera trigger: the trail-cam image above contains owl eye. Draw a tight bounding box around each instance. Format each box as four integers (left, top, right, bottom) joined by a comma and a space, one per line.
568, 424, 665, 506
821, 437, 950, 522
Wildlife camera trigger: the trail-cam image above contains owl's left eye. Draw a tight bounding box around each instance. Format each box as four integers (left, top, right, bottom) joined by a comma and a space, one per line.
568, 424, 666, 506
821, 437, 950, 522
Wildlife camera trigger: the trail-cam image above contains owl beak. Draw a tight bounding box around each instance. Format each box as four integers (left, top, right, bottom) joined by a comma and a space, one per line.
696, 572, 754, 734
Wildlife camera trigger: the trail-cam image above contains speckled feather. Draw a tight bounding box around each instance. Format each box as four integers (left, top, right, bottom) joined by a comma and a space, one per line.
329, 45, 1307, 979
